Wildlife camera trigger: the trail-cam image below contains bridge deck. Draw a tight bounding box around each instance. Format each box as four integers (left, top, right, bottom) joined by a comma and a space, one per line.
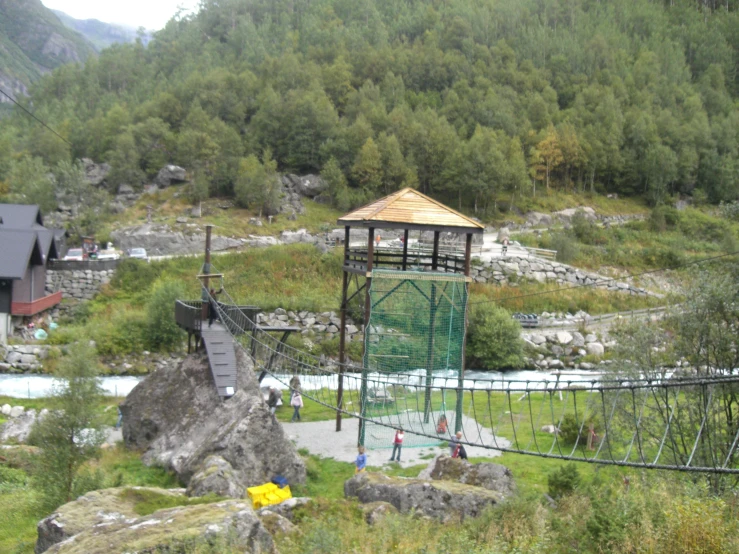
200, 322, 237, 398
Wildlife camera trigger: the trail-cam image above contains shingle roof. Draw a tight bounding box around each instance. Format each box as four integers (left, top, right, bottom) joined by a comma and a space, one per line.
337, 188, 485, 233
0, 230, 41, 279
0, 204, 42, 228
36, 229, 58, 261
0, 204, 57, 278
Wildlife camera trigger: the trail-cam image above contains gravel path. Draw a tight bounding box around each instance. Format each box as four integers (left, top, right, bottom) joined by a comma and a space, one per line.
281, 415, 511, 468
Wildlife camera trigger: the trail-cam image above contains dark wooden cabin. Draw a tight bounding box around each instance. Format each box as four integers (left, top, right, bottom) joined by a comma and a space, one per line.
0, 204, 63, 318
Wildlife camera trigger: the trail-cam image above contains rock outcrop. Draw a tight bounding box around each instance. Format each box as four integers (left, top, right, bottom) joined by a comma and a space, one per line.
36, 487, 275, 554
35, 487, 184, 553
81, 158, 111, 187
417, 456, 517, 497
110, 223, 243, 256
154, 165, 188, 187
121, 348, 306, 494
186, 455, 245, 498
0, 408, 47, 443
344, 472, 505, 521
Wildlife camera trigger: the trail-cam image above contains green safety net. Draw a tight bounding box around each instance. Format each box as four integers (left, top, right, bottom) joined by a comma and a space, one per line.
360, 270, 469, 449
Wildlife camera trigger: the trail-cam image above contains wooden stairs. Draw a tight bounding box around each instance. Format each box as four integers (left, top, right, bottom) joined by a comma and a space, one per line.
200, 322, 237, 398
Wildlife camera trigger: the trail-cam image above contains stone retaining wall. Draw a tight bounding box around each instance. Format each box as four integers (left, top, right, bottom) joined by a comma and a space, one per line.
0, 344, 51, 372
470, 256, 652, 296
46, 268, 114, 301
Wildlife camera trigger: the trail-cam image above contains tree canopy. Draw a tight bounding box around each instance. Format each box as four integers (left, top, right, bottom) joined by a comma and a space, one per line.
2, 0, 739, 215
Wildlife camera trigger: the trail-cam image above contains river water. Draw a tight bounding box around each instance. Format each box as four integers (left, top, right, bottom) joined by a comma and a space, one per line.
0, 369, 612, 399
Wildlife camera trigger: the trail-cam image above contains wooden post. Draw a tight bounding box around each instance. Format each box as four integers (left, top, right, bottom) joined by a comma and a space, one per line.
456, 232, 474, 433
401, 228, 409, 271
424, 231, 441, 423
336, 226, 350, 432
201, 225, 213, 321
359, 227, 375, 446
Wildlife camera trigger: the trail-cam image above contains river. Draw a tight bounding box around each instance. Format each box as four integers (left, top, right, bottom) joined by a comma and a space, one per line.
0, 368, 615, 399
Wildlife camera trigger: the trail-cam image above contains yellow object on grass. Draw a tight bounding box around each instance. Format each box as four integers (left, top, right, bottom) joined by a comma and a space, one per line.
247, 482, 292, 508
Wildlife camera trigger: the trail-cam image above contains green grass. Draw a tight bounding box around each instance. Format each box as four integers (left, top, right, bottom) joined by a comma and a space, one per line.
0, 444, 182, 553
0, 396, 125, 427
469, 283, 667, 316
516, 206, 739, 273
274, 393, 347, 423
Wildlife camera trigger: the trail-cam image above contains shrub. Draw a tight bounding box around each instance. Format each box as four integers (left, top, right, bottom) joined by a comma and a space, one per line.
146, 280, 186, 351
110, 258, 162, 294
90, 310, 147, 356
558, 413, 601, 446
466, 303, 523, 370
551, 232, 579, 263
548, 464, 581, 499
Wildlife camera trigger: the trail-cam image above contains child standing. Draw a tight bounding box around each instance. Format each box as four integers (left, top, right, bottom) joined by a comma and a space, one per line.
290, 390, 303, 422
390, 428, 404, 462
355, 446, 367, 473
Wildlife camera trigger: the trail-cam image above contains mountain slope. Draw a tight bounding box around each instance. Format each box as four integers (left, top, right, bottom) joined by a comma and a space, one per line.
0, 0, 95, 105
51, 10, 144, 51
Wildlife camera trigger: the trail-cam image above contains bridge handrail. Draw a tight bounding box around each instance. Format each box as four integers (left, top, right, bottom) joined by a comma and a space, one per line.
194, 280, 739, 474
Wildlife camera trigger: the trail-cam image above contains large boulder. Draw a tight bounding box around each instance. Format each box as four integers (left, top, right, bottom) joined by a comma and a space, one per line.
187, 455, 245, 498
0, 409, 47, 443
81, 158, 110, 187
38, 488, 274, 554
417, 456, 517, 498
279, 175, 308, 215
35, 486, 186, 553
122, 348, 306, 494
344, 472, 504, 521
154, 164, 188, 187
286, 174, 328, 198
553, 207, 597, 221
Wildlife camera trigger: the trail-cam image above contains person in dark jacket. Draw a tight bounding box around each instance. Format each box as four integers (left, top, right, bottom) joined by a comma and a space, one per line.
208, 287, 222, 327
267, 387, 281, 415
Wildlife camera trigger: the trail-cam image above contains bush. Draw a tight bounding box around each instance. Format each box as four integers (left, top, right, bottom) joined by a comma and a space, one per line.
649, 205, 680, 231
548, 464, 581, 499
551, 232, 579, 263
110, 259, 162, 295
466, 303, 523, 370
89, 310, 147, 356
146, 280, 186, 351
558, 413, 602, 446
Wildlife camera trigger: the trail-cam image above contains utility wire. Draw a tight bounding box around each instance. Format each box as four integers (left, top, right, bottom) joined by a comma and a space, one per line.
0, 86, 72, 147
467, 249, 739, 306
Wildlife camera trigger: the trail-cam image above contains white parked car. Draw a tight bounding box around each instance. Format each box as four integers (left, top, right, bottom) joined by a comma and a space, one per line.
62, 248, 86, 261
127, 248, 149, 262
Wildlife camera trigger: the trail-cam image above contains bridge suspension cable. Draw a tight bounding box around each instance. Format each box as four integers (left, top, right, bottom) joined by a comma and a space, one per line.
187, 267, 739, 475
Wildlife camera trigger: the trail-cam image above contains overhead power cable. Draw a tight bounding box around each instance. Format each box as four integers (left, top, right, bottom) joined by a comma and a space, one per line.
0, 86, 72, 147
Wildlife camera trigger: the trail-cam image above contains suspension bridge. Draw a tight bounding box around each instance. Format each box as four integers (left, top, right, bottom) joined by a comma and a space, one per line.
175, 188, 738, 475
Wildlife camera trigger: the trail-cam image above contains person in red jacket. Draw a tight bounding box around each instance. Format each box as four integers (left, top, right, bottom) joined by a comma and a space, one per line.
390, 428, 404, 462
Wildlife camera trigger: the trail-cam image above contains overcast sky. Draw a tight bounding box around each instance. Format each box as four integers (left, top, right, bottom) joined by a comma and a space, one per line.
42, 0, 199, 30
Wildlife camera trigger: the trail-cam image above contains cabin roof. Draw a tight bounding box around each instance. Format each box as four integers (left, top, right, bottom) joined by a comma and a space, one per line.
337, 188, 484, 233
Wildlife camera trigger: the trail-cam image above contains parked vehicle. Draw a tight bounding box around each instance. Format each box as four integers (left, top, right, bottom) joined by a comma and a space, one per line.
127, 248, 149, 262
62, 248, 86, 261
96, 249, 120, 261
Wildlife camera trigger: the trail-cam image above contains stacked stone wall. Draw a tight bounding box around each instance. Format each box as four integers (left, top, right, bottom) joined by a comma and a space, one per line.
46, 268, 114, 301
469, 256, 653, 296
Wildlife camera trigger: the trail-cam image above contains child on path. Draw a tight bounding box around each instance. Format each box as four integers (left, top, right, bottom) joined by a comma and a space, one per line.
290, 390, 303, 422
355, 446, 367, 473
267, 387, 280, 415
449, 430, 463, 456
389, 428, 404, 462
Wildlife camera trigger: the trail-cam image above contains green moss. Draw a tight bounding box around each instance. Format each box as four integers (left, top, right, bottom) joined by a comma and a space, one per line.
118, 488, 225, 516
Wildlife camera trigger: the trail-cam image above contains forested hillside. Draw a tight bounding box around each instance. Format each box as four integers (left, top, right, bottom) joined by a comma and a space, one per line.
51, 10, 143, 51
0, 0, 95, 106
1, 0, 738, 218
